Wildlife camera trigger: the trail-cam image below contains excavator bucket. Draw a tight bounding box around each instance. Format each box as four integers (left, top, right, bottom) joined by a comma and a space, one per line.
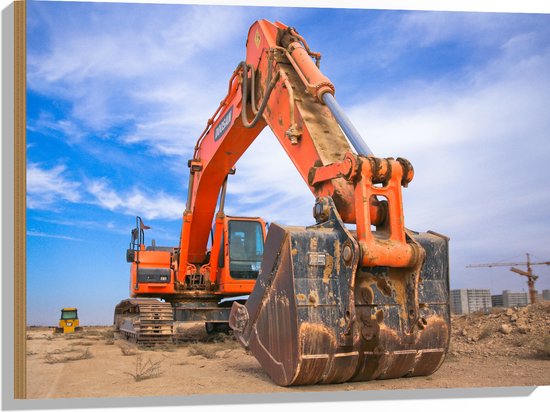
230, 200, 450, 386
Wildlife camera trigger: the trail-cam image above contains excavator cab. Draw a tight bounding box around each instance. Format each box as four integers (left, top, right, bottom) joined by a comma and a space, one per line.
206, 214, 267, 293
201, 171, 267, 294
205, 216, 266, 333
224, 218, 265, 281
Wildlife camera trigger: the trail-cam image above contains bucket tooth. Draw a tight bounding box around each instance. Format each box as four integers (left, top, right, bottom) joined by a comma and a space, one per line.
230, 198, 450, 386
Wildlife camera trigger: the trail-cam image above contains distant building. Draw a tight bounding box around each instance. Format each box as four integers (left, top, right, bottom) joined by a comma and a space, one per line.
493, 290, 548, 306
450, 289, 492, 315
502, 290, 529, 307
491, 294, 503, 307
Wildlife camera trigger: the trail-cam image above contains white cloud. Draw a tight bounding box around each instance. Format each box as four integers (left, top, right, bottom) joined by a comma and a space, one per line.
27, 112, 88, 144
27, 163, 82, 209
27, 163, 184, 221
341, 24, 550, 291
32, 216, 127, 235
398, 12, 523, 48
28, 6, 246, 84
348, 41, 550, 157
85, 179, 184, 220
85, 180, 123, 211
27, 4, 252, 151
26, 230, 82, 242
223, 130, 315, 225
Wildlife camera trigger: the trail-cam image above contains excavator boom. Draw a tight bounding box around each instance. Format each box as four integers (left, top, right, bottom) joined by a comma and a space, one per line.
180, 21, 414, 272
180, 21, 361, 268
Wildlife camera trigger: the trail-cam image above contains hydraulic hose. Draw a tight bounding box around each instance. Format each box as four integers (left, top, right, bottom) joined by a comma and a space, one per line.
240, 58, 280, 129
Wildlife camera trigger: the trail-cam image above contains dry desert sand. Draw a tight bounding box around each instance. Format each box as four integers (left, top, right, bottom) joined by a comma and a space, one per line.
26, 302, 550, 399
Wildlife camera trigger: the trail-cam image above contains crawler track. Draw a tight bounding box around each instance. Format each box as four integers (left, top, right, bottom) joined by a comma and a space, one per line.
114, 298, 174, 345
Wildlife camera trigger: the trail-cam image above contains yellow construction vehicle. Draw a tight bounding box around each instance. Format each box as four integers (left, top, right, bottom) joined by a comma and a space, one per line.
54, 307, 82, 333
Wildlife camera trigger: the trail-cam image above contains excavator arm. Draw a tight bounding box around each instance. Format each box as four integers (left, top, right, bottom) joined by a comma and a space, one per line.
179, 20, 417, 281
179, 20, 358, 269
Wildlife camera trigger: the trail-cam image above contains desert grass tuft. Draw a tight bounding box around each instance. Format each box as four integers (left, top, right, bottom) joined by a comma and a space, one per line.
119, 344, 138, 356
125, 355, 163, 382
533, 336, 550, 359
187, 343, 230, 359
44, 348, 93, 364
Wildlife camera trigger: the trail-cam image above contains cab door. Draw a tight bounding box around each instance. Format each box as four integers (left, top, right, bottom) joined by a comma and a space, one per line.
218, 217, 266, 294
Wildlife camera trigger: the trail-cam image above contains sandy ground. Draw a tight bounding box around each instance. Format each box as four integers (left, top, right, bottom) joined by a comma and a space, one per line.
26, 305, 550, 400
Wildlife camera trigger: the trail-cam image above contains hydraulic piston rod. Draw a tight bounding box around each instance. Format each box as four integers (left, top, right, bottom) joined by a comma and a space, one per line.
322, 93, 373, 157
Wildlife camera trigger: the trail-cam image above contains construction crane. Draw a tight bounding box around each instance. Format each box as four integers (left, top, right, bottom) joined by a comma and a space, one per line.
467, 253, 550, 304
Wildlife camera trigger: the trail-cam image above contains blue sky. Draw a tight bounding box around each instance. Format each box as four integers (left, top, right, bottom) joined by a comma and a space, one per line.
26, 1, 550, 325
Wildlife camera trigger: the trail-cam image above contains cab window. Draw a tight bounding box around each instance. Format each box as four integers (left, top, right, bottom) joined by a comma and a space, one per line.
61, 310, 78, 320
228, 220, 263, 279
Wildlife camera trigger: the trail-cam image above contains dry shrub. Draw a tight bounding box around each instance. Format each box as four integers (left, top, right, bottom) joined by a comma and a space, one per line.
66, 334, 85, 340
444, 352, 459, 362
205, 333, 231, 343
513, 335, 529, 348
44, 354, 58, 364
478, 325, 499, 340
140, 343, 176, 353
101, 329, 116, 340
50, 347, 79, 354
44, 348, 93, 364
125, 355, 163, 382
70, 341, 94, 347
533, 336, 550, 359
105, 338, 115, 345
119, 344, 138, 356
222, 338, 242, 351
72, 348, 93, 360
82, 329, 101, 336
188, 343, 227, 359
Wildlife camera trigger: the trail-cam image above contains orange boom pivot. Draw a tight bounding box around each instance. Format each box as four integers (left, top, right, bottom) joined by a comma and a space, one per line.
114, 20, 451, 386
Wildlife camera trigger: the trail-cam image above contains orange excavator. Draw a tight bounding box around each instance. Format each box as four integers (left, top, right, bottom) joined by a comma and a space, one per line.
114, 20, 451, 386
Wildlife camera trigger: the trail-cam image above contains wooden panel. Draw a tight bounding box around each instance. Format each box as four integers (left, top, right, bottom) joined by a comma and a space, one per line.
14, 0, 27, 400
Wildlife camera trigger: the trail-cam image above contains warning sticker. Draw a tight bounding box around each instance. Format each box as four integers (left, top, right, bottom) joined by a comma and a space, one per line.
308, 253, 326, 266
